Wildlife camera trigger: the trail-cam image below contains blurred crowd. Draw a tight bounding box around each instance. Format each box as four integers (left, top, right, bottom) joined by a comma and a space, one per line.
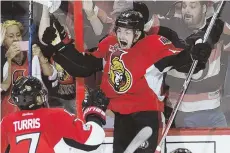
1, 0, 230, 128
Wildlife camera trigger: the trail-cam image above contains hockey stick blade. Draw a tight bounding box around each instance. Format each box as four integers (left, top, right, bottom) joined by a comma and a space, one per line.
124, 126, 153, 153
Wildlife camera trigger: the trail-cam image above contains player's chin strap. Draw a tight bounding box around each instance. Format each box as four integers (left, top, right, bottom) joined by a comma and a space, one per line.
154, 1, 226, 153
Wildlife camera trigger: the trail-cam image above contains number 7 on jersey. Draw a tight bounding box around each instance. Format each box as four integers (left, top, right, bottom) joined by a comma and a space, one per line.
16, 133, 41, 153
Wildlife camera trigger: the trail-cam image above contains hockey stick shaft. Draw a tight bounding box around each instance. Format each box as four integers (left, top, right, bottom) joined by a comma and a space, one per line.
124, 126, 153, 153
154, 1, 225, 153
28, 0, 33, 76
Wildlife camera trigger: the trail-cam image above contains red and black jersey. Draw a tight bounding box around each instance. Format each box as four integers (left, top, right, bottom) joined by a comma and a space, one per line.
92, 35, 182, 114
51, 32, 208, 114
1, 108, 104, 153
1, 59, 29, 119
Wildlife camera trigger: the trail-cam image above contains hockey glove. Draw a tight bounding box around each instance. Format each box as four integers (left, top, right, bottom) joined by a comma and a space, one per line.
185, 19, 224, 47
42, 26, 57, 45
50, 14, 72, 44
42, 15, 73, 54
82, 88, 110, 126
185, 31, 205, 46
190, 42, 212, 69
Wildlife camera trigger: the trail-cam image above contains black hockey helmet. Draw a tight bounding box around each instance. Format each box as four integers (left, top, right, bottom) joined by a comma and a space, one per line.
115, 10, 145, 31
172, 148, 192, 153
133, 2, 149, 24
11, 76, 48, 110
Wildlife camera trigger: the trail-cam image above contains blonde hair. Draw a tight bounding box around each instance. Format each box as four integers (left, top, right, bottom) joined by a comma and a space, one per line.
2, 20, 24, 33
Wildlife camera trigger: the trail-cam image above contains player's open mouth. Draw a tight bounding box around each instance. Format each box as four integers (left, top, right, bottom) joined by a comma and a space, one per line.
120, 40, 127, 47
184, 14, 192, 20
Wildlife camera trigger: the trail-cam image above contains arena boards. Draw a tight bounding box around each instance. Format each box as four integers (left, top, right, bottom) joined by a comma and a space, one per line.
97, 128, 230, 153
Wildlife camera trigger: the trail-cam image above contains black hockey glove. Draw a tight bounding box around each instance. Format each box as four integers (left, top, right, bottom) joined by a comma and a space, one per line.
42, 26, 57, 45
50, 14, 72, 44
190, 42, 212, 69
82, 88, 110, 126
185, 19, 224, 47
172, 43, 211, 73
42, 15, 73, 55
185, 31, 205, 46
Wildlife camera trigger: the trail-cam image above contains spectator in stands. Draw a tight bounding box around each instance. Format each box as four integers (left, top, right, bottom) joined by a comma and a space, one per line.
162, 1, 230, 128
0, 20, 57, 119
81, 0, 133, 35
133, 1, 230, 128
1, 1, 30, 40
142, 1, 230, 127
82, 0, 112, 49
38, 5, 76, 114
1, 23, 8, 91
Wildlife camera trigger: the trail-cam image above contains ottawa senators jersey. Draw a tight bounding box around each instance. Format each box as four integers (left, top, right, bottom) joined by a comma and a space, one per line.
1, 59, 29, 119
1, 108, 105, 153
92, 35, 182, 114
51, 59, 76, 100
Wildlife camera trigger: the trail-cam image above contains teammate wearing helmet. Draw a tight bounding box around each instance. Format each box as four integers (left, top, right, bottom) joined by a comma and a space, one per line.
42, 10, 212, 152
1, 76, 109, 153
172, 148, 192, 153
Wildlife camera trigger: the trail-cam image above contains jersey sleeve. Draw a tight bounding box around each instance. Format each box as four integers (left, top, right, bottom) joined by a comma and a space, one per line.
50, 109, 105, 152
52, 43, 103, 77
143, 35, 181, 60
149, 35, 200, 73
139, 35, 183, 73
92, 35, 116, 59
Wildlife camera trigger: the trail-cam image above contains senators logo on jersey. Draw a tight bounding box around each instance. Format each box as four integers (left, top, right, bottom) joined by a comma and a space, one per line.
8, 69, 26, 105
54, 62, 73, 84
108, 45, 132, 93
12, 69, 26, 84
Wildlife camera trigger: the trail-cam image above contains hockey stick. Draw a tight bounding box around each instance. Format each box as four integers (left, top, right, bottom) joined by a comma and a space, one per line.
124, 126, 153, 153
28, 0, 33, 76
154, 1, 226, 153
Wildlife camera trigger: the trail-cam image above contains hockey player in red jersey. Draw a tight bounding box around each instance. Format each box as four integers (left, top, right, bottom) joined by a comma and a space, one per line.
1, 76, 109, 153
42, 10, 212, 152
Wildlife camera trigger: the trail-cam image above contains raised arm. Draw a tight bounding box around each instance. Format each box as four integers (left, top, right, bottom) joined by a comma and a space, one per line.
152, 36, 212, 74
38, 5, 51, 46
83, 0, 103, 36
41, 16, 103, 77
1, 59, 11, 92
